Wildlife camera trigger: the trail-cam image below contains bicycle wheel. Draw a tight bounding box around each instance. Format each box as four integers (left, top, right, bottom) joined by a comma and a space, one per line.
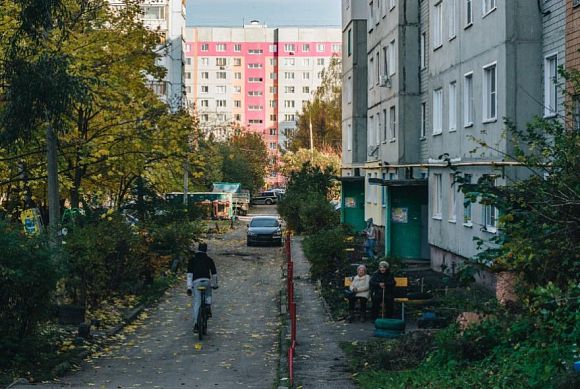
201, 305, 208, 335
197, 307, 204, 341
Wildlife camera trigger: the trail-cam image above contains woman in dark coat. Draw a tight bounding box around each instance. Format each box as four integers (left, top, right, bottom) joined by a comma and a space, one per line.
370, 261, 396, 320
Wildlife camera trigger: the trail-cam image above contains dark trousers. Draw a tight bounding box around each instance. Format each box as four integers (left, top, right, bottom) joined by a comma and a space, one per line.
371, 293, 394, 319
348, 296, 368, 318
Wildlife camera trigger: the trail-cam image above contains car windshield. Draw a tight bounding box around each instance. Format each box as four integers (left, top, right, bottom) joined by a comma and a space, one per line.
250, 218, 279, 227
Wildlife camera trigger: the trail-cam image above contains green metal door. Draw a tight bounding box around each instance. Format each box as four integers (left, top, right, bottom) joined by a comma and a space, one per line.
341, 180, 366, 232
390, 186, 428, 259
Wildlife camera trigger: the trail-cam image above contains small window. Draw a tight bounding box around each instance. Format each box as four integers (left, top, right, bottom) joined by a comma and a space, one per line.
544, 54, 558, 117
483, 0, 496, 16
433, 173, 443, 219
465, 0, 473, 26
449, 82, 457, 131
464, 72, 474, 126
483, 63, 497, 121
216, 43, 226, 52
389, 106, 396, 140
463, 174, 472, 226
448, 174, 456, 222
234, 44, 241, 52
433, 2, 443, 48
420, 102, 426, 138
302, 44, 310, 52
448, 0, 457, 39
433, 88, 443, 134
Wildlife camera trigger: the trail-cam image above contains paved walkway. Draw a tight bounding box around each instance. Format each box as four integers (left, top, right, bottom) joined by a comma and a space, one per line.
290, 237, 373, 389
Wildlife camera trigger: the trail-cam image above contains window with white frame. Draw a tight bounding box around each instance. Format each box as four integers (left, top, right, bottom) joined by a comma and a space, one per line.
269, 86, 276, 93
216, 85, 226, 94
269, 100, 276, 108
388, 40, 396, 76
303, 86, 310, 94
463, 174, 472, 225
284, 72, 295, 80
234, 44, 241, 52
449, 81, 457, 131
201, 58, 209, 65
303, 58, 310, 66
483, 63, 497, 121
248, 49, 263, 55
303, 72, 310, 80
234, 100, 241, 108
368, 115, 374, 147
373, 173, 379, 204
389, 106, 396, 140
201, 43, 209, 51
216, 43, 226, 52
234, 86, 241, 93
284, 44, 295, 52
201, 85, 208, 93
347, 123, 352, 151
375, 113, 381, 145
421, 102, 426, 138
216, 58, 226, 66
248, 63, 263, 68
544, 54, 558, 117
216, 100, 227, 107
269, 45, 277, 53
269, 73, 276, 80
303, 44, 310, 52
465, 0, 473, 26
483, 0, 496, 15
449, 0, 457, 39
420, 33, 426, 69
234, 72, 242, 79
464, 72, 474, 126
200, 99, 208, 107
284, 86, 295, 93
433, 2, 443, 48
284, 100, 295, 108
369, 57, 374, 88
448, 174, 457, 222
317, 58, 325, 66
270, 58, 277, 66
433, 173, 442, 218
376, 52, 381, 83
216, 71, 226, 79
201, 72, 209, 79
233, 58, 241, 66
369, 0, 375, 28
433, 88, 443, 134
317, 43, 325, 52
482, 175, 499, 232
366, 173, 372, 203
284, 58, 295, 66
248, 90, 263, 96
248, 77, 263, 82
385, 45, 391, 77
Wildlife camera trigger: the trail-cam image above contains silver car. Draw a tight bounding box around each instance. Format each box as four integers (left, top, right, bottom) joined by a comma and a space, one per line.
247, 216, 283, 246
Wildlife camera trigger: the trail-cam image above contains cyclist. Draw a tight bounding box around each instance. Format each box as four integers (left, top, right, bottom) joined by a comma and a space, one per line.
186, 242, 218, 333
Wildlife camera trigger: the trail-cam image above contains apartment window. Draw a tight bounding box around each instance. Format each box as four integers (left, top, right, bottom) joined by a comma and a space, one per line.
463, 174, 472, 226
201, 72, 209, 79
248, 91, 263, 96
284, 44, 295, 52
303, 44, 310, 52
448, 174, 457, 222
216, 43, 226, 52
234, 58, 241, 66
142, 6, 165, 20
421, 102, 426, 138
269, 86, 277, 93
433, 2, 443, 48
248, 105, 263, 111
285, 86, 295, 93
317, 71, 323, 79
347, 123, 352, 151
303, 58, 311, 66
234, 114, 241, 121
317, 43, 325, 52
303, 86, 310, 94
248, 49, 263, 55
248, 119, 263, 124
544, 54, 558, 117
448, 0, 457, 39
201, 43, 209, 51
270, 128, 277, 135
433, 88, 443, 134
376, 52, 380, 83
216, 100, 226, 107
389, 106, 396, 140
284, 58, 295, 66
200, 99, 209, 107
420, 33, 426, 69
284, 72, 295, 80
317, 58, 325, 66
375, 112, 381, 145
383, 109, 388, 141
248, 77, 263, 83
234, 86, 241, 93
284, 114, 295, 121
433, 174, 443, 219
270, 58, 277, 66
483, 63, 497, 121
332, 43, 341, 53
234, 72, 242, 80
186, 58, 191, 65
234, 100, 241, 108
483, 0, 496, 16
464, 72, 474, 126
347, 29, 352, 56
201, 58, 209, 66
303, 72, 310, 80
366, 173, 372, 203
216, 58, 227, 66
465, 0, 473, 26
269, 100, 276, 108
216, 71, 226, 79
368, 115, 374, 147
185, 72, 191, 79
269, 45, 277, 53
270, 114, 277, 121
216, 85, 226, 94
201, 114, 209, 122
284, 100, 295, 108
482, 176, 499, 232
270, 73, 277, 80
248, 63, 263, 68
449, 82, 457, 131
201, 85, 208, 93
388, 40, 396, 76
234, 44, 241, 52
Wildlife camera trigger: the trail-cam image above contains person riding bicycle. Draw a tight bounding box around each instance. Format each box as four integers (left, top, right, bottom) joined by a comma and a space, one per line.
186, 242, 218, 333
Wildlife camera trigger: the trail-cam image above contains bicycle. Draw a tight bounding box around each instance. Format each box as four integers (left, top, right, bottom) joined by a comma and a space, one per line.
196, 285, 210, 340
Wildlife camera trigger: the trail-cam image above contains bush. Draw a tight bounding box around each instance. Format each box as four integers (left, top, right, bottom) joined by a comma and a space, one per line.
302, 226, 350, 282
0, 221, 58, 367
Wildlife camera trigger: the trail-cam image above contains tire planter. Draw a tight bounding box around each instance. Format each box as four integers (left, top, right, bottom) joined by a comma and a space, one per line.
374, 318, 405, 331
374, 329, 402, 338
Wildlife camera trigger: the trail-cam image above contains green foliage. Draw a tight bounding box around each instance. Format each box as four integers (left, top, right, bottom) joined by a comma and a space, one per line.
278, 162, 338, 234
302, 226, 350, 281
290, 56, 342, 152
0, 221, 58, 342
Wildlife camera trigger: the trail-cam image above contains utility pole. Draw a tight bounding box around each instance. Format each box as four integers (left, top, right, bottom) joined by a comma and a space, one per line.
46, 125, 60, 240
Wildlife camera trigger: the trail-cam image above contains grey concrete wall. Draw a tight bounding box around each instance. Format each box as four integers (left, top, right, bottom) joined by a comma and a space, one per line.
542, 0, 566, 118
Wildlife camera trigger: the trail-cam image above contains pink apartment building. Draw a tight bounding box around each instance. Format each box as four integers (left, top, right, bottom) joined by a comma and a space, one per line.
184, 22, 341, 187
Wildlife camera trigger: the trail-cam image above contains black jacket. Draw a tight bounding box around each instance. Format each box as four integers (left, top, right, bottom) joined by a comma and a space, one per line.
370, 270, 396, 298
187, 252, 217, 281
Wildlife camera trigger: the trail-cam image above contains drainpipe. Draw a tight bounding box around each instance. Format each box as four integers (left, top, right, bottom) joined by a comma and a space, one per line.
385, 186, 392, 257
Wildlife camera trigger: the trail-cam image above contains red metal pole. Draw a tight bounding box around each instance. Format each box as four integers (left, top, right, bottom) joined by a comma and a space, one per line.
288, 347, 294, 386
291, 301, 296, 345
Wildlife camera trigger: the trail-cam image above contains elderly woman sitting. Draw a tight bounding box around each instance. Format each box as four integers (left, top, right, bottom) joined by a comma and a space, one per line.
348, 265, 370, 322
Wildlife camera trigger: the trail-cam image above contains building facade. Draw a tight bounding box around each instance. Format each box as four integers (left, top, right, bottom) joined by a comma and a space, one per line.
567, 0, 580, 130
184, 24, 341, 187
342, 0, 566, 284
109, 0, 186, 111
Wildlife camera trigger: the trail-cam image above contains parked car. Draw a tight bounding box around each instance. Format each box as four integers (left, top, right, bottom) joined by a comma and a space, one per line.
247, 216, 283, 246
251, 191, 278, 205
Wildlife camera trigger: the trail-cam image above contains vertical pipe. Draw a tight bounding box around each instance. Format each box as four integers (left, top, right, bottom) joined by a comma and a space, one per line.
46, 125, 60, 241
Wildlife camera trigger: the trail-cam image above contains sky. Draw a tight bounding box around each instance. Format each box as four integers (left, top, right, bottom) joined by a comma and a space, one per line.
186, 0, 341, 27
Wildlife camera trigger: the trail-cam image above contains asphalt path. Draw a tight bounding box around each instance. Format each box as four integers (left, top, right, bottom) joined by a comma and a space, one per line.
16, 206, 284, 389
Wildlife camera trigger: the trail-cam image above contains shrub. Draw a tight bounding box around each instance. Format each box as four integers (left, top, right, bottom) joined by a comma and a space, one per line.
302, 226, 350, 282
0, 221, 58, 366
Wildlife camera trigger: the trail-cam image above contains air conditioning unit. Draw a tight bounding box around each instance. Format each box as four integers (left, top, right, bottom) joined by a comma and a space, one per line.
367, 145, 379, 156
379, 74, 391, 88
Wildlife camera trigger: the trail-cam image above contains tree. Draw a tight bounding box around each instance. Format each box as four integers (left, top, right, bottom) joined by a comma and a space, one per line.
218, 131, 269, 194
289, 56, 342, 153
